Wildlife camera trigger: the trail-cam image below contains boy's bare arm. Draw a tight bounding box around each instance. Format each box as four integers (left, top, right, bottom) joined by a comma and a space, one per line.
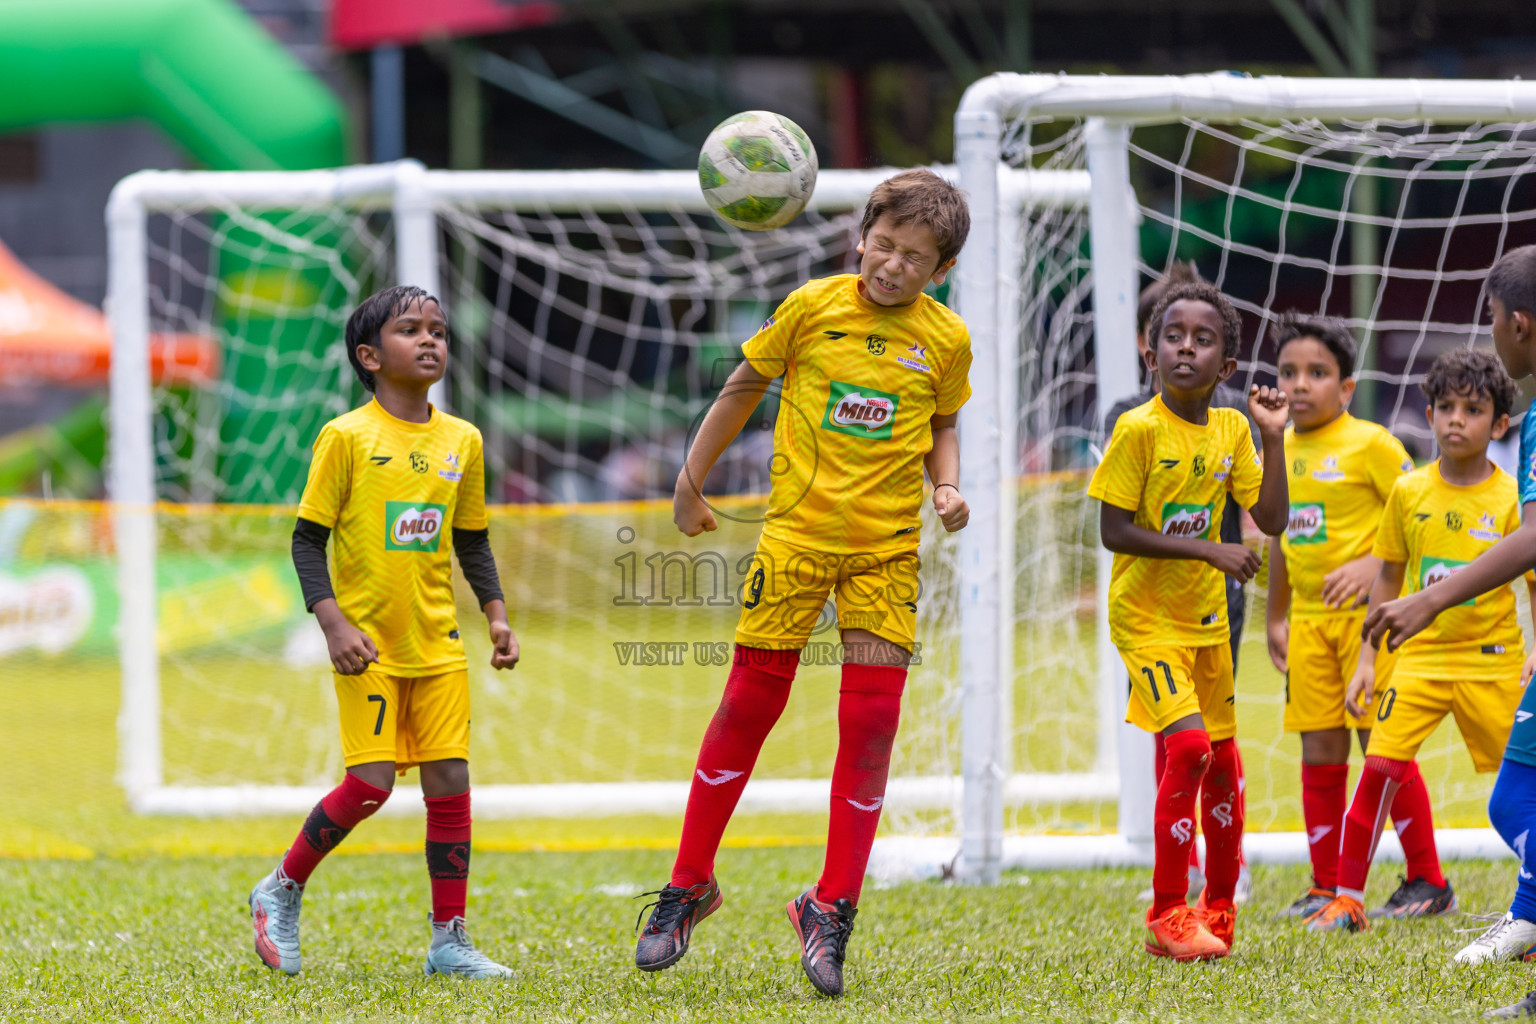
1524, 578, 1536, 686
312, 598, 379, 675
1099, 503, 1262, 583
1364, 506, 1536, 650
1246, 385, 1290, 536
1345, 559, 1406, 717
1266, 535, 1290, 672
674, 360, 775, 536
925, 412, 968, 532
482, 597, 519, 670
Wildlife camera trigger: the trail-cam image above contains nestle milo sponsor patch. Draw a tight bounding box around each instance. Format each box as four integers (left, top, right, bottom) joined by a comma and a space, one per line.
1160, 502, 1214, 539
385, 501, 447, 552
822, 380, 899, 440
1287, 502, 1327, 544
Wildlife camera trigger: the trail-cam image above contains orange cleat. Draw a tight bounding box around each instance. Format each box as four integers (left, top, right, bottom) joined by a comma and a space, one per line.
1145, 905, 1230, 961
1304, 893, 1369, 933
1195, 892, 1236, 949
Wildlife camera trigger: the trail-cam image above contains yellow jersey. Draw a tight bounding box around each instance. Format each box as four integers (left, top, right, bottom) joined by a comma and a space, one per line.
741, 274, 972, 554
297, 398, 489, 675
1373, 461, 1531, 680
1088, 393, 1264, 649
1282, 413, 1413, 617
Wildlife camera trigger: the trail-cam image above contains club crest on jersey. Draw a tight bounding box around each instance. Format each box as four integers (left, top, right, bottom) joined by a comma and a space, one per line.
1312, 454, 1345, 482
897, 343, 932, 373
440, 451, 463, 482
1287, 502, 1327, 544
1160, 502, 1213, 539
1420, 555, 1474, 606
1470, 511, 1503, 542
385, 501, 447, 552
1213, 454, 1233, 482
822, 380, 899, 440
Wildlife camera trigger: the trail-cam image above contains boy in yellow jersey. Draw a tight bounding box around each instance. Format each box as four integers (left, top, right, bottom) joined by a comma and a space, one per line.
1307, 348, 1536, 933
633, 170, 971, 997
1264, 312, 1439, 921
247, 286, 520, 978
1090, 280, 1290, 961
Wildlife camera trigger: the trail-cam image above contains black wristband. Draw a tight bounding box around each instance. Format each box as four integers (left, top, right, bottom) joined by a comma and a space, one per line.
934, 483, 960, 495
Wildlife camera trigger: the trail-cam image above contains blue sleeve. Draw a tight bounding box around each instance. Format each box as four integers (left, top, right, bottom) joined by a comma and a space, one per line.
1521, 402, 1536, 510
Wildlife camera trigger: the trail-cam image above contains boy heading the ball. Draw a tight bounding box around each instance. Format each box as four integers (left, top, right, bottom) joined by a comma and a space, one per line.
247, 286, 520, 979
1307, 347, 1535, 935
1264, 313, 1439, 920
634, 170, 972, 997
1089, 282, 1290, 961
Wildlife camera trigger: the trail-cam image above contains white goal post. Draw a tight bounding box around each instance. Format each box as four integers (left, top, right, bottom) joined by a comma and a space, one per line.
106, 161, 1090, 823
946, 72, 1536, 882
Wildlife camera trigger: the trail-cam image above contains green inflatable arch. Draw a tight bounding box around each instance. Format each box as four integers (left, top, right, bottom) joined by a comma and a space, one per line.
0, 0, 345, 170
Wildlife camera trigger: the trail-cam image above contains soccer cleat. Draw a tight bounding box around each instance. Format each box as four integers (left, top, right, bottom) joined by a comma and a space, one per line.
1276, 886, 1336, 920
633, 877, 723, 972
424, 916, 513, 979
787, 887, 858, 997
1369, 875, 1457, 919
248, 867, 303, 975
1305, 893, 1369, 933
1454, 913, 1536, 965
1489, 991, 1536, 1019
1195, 892, 1236, 949
1144, 905, 1229, 961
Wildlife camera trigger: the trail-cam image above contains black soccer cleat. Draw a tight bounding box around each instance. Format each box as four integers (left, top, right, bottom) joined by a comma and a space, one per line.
1488, 990, 1536, 1019
786, 887, 857, 997
1276, 885, 1335, 920
633, 877, 723, 972
1369, 875, 1457, 919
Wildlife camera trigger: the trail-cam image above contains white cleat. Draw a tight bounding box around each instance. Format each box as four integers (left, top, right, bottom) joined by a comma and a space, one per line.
424, 916, 513, 979
249, 868, 303, 975
1455, 912, 1536, 965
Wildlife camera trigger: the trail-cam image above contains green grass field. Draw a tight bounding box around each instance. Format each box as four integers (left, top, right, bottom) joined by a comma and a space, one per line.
7, 849, 1536, 1022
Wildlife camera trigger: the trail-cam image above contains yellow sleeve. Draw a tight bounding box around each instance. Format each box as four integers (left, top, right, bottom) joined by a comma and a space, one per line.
1372, 480, 1409, 563
1227, 417, 1263, 509
740, 287, 804, 379
297, 423, 349, 529
454, 429, 489, 530
1087, 415, 1148, 512
1368, 430, 1414, 501
935, 327, 973, 416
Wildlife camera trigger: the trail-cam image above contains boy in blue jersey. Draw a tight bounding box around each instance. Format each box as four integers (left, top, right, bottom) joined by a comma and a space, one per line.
1364, 246, 1536, 1008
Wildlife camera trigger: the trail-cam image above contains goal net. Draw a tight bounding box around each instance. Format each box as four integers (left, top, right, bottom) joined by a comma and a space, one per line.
104, 163, 1089, 856
946, 72, 1536, 877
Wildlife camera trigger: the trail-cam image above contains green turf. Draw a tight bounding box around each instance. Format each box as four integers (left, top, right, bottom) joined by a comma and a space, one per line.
4, 849, 1536, 1022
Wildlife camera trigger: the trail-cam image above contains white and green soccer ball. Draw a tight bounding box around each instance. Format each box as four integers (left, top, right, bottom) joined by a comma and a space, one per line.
698, 111, 818, 231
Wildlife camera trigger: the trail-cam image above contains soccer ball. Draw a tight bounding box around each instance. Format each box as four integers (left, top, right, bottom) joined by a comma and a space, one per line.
698, 111, 818, 231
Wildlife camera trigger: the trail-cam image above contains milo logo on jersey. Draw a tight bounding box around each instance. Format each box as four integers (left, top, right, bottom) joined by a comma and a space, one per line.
822, 380, 899, 440
385, 501, 447, 552
1287, 502, 1327, 544
1160, 502, 1214, 539
1420, 555, 1474, 607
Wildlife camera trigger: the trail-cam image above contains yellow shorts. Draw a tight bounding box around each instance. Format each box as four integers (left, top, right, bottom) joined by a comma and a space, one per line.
335, 667, 470, 771
1284, 612, 1397, 733
734, 538, 920, 652
1119, 643, 1237, 741
1366, 674, 1523, 772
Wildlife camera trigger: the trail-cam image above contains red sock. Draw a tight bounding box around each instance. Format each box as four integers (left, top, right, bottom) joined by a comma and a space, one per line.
817, 664, 907, 906
1389, 760, 1444, 887
671, 646, 799, 888
1337, 755, 1411, 898
425, 790, 472, 923
1301, 762, 1349, 889
1151, 728, 1212, 919
1201, 738, 1245, 902
1155, 734, 1203, 872
1235, 741, 1248, 869
280, 772, 391, 884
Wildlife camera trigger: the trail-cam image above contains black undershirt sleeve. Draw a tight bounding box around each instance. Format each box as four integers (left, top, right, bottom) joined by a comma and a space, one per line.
453, 527, 504, 609
292, 517, 336, 612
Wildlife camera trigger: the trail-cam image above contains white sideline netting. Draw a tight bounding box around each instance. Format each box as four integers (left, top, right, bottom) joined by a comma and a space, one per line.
127, 178, 1085, 839
999, 114, 1536, 836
